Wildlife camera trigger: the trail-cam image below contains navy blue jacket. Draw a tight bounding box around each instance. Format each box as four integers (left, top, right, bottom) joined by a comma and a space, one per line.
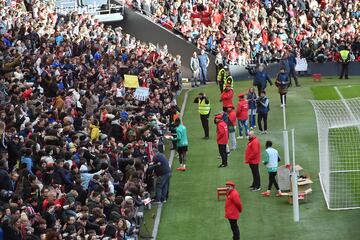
254, 71, 272, 90
153, 153, 171, 176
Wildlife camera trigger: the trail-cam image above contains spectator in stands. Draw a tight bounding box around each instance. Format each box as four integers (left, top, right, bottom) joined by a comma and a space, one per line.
132, 0, 359, 65
190, 51, 200, 87
198, 49, 210, 85
0, 1, 183, 238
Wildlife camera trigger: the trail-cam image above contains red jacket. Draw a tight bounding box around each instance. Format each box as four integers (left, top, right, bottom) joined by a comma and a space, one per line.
221, 89, 234, 108
225, 188, 242, 220
245, 136, 260, 164
217, 120, 228, 144
228, 110, 236, 126
236, 99, 249, 121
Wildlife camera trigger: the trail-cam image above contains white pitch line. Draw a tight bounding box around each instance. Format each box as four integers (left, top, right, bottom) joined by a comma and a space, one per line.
333, 86, 358, 124
152, 89, 189, 240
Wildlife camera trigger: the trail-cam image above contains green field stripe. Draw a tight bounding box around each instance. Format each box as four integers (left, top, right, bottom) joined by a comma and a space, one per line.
336, 85, 360, 99
311, 86, 340, 100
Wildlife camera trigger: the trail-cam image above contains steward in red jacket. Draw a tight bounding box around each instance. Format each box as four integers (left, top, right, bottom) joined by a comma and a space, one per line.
215, 114, 228, 167
245, 131, 261, 191
225, 181, 242, 240
220, 84, 234, 111
216, 117, 228, 145
245, 133, 260, 164
236, 94, 249, 121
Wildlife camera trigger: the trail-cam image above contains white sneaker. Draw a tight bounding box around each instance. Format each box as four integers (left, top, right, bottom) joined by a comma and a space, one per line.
250, 127, 253, 130
237, 136, 244, 139
280, 104, 284, 107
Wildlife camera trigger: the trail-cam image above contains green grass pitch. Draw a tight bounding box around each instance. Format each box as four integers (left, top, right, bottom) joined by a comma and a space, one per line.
154, 77, 360, 240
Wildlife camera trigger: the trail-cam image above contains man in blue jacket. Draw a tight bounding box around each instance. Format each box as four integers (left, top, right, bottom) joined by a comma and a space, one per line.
198, 49, 210, 85
150, 151, 171, 203
252, 64, 273, 96
287, 51, 300, 87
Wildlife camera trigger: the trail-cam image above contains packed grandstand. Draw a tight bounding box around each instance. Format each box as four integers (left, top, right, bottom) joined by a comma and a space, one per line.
0, 0, 359, 239
128, 0, 359, 65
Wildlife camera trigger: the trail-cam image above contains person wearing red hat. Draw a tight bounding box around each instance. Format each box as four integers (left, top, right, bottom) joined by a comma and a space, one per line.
220, 84, 234, 112
215, 114, 228, 167
245, 131, 261, 191
226, 105, 237, 151
225, 181, 242, 240
236, 93, 249, 140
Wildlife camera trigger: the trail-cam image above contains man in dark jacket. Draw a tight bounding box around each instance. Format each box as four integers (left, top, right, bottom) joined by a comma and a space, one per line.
251, 64, 273, 96
148, 151, 171, 203
257, 91, 270, 134
287, 51, 300, 87
0, 160, 12, 192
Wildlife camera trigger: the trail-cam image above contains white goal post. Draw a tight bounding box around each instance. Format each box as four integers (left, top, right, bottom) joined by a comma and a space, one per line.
310, 97, 360, 210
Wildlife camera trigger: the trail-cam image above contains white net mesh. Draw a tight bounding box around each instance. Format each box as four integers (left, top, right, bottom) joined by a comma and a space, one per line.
310, 98, 360, 210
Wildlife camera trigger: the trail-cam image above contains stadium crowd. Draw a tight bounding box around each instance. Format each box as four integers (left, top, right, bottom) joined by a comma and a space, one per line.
0, 0, 183, 239
129, 0, 360, 65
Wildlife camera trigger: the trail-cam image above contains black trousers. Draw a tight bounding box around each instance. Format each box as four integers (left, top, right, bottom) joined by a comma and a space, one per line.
257, 113, 268, 131
255, 84, 262, 96
219, 81, 224, 93
340, 62, 349, 79
200, 114, 209, 137
280, 94, 286, 104
249, 164, 260, 188
268, 172, 279, 191
228, 219, 240, 240
289, 67, 299, 85
218, 144, 227, 165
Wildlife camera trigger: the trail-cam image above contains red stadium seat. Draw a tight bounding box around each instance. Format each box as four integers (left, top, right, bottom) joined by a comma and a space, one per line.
312, 74, 322, 82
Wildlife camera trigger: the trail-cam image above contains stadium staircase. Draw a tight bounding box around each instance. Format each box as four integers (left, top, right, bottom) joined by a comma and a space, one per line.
113, 6, 216, 80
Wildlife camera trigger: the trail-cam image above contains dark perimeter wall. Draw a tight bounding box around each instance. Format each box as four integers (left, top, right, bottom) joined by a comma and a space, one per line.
110, 7, 216, 81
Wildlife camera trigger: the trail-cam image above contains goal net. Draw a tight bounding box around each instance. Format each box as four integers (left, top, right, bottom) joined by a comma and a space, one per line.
310, 98, 360, 210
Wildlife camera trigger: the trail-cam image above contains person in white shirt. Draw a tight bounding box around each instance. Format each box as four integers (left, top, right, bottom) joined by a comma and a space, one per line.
261, 140, 282, 197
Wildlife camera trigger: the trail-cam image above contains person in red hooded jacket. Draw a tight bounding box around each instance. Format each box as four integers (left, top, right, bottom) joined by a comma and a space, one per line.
215, 114, 228, 167
245, 131, 261, 191
225, 181, 242, 240
236, 93, 249, 139
220, 84, 234, 111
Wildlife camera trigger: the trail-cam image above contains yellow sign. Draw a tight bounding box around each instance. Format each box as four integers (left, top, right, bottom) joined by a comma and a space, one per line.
124, 75, 139, 88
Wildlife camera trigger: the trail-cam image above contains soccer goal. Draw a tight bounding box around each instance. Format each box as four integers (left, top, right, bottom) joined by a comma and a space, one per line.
310, 97, 360, 210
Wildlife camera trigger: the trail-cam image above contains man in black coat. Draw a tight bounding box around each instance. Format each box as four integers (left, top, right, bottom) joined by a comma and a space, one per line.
0, 160, 12, 192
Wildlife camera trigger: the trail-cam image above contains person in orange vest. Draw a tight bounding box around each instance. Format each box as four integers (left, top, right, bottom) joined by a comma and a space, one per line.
220, 84, 234, 111
225, 181, 242, 240
215, 114, 228, 168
